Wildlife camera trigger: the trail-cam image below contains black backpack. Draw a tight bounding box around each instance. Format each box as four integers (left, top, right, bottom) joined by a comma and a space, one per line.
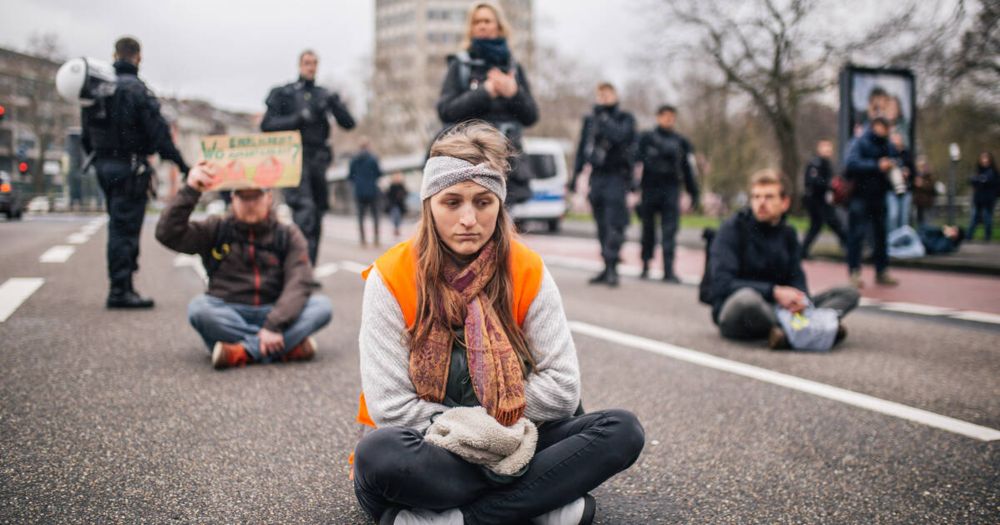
204, 218, 289, 279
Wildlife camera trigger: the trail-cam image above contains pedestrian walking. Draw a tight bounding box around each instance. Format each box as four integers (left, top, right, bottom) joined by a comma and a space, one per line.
155, 162, 331, 370
968, 151, 998, 242
80, 36, 190, 309
385, 171, 409, 238
352, 123, 644, 525
800, 139, 847, 259
436, 1, 538, 206
569, 83, 637, 288
635, 104, 699, 282
261, 49, 355, 264
348, 138, 383, 246
844, 117, 900, 288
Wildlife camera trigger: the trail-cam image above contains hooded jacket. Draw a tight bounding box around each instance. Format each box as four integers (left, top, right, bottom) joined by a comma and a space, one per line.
844, 128, 899, 203
155, 185, 316, 331
708, 208, 808, 322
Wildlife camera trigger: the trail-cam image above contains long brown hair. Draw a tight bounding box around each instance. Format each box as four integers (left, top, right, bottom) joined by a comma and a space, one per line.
408, 124, 535, 376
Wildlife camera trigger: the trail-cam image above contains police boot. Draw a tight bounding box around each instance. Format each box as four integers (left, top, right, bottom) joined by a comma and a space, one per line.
588, 267, 609, 285
639, 260, 650, 279
106, 281, 154, 309
662, 264, 680, 284
605, 264, 620, 288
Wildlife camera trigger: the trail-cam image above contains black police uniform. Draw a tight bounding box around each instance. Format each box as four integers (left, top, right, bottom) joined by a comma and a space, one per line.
636, 126, 699, 280
571, 104, 637, 286
436, 49, 539, 205
81, 60, 189, 308
261, 77, 355, 264
800, 155, 846, 258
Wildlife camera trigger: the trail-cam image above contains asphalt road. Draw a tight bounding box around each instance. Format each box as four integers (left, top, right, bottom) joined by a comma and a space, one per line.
1, 213, 997, 524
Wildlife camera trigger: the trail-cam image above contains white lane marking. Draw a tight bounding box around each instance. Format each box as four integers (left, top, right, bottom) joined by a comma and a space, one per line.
338, 261, 369, 274
173, 254, 208, 283
880, 302, 957, 316
39, 246, 75, 263
569, 320, 1000, 442
949, 311, 1000, 325
66, 233, 90, 244
0, 278, 45, 322
315, 263, 339, 278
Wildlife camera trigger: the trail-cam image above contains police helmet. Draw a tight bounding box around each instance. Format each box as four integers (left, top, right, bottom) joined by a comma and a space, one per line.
56, 57, 117, 106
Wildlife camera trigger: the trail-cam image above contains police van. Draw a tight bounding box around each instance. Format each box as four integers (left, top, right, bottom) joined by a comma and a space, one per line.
510, 137, 570, 232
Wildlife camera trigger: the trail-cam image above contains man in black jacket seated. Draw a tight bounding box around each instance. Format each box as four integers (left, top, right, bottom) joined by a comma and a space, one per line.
709, 170, 859, 349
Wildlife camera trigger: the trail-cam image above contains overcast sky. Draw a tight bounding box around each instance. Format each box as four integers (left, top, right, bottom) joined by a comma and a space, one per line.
0, 0, 642, 114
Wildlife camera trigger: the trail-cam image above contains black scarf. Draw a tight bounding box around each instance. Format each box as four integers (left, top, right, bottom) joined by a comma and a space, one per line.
470, 38, 511, 69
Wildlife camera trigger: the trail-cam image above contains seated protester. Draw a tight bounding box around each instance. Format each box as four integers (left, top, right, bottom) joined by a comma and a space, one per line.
708, 169, 860, 349
155, 162, 332, 369
353, 122, 644, 525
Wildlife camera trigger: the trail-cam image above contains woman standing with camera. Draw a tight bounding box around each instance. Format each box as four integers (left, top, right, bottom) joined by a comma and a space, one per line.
436, 2, 539, 205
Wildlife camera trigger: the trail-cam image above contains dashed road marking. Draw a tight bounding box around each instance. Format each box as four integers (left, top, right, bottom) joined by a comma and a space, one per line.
66, 233, 90, 244
949, 311, 1000, 325
39, 245, 75, 263
880, 302, 957, 316
173, 254, 208, 283
338, 261, 368, 274
570, 320, 1000, 442
0, 278, 45, 322
315, 263, 339, 278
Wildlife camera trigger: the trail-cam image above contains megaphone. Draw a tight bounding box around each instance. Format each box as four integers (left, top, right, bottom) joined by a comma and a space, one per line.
56, 57, 117, 107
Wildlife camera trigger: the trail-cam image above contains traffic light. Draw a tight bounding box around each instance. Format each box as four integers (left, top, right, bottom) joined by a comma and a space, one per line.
18, 161, 28, 175
0, 103, 6, 121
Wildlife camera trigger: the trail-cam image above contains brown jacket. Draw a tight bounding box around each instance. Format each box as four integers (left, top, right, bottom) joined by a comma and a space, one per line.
155, 185, 317, 331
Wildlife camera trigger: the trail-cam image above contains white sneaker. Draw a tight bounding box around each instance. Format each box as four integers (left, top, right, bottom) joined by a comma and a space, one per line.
387, 507, 463, 525
531, 494, 596, 525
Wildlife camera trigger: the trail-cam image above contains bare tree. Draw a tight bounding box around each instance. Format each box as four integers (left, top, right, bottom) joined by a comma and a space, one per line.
19, 33, 72, 194
651, 0, 959, 201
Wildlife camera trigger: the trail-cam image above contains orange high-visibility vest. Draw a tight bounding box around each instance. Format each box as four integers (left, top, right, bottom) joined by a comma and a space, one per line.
355, 238, 545, 428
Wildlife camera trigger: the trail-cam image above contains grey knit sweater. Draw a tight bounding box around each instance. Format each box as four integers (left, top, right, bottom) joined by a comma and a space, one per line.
359, 265, 581, 433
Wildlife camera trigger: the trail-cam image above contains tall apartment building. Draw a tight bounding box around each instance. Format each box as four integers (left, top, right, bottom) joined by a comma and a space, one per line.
371, 0, 533, 154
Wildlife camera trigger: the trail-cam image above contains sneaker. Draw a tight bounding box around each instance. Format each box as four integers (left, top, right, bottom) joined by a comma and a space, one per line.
212, 341, 249, 370
531, 494, 597, 525
768, 326, 791, 350
875, 271, 899, 286
281, 336, 317, 362
380, 507, 463, 525
834, 323, 848, 345
848, 271, 864, 289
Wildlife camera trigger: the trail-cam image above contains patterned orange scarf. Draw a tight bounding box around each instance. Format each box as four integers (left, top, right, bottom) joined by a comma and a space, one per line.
409, 241, 526, 426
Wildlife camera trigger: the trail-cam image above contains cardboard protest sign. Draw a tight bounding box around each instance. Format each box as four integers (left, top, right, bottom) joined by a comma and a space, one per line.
198, 131, 302, 190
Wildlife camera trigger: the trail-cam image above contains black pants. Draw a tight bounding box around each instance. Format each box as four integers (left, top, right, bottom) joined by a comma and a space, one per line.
640, 185, 680, 276
356, 196, 380, 244
588, 174, 630, 266
282, 147, 330, 265
353, 409, 645, 524
801, 197, 847, 257
717, 287, 860, 340
847, 197, 888, 274
96, 159, 148, 291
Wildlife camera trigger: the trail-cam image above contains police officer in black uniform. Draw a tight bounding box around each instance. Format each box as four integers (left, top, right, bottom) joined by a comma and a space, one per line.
569, 82, 637, 287
261, 50, 355, 265
800, 139, 846, 259
636, 105, 699, 282
81, 36, 189, 308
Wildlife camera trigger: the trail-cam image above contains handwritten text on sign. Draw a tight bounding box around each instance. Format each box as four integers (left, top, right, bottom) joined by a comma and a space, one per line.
199, 131, 302, 190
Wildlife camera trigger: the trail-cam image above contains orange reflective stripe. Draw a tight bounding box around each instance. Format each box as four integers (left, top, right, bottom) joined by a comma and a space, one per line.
354, 238, 544, 431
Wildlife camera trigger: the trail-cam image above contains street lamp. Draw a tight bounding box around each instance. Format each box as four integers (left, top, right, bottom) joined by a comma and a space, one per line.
947, 143, 960, 225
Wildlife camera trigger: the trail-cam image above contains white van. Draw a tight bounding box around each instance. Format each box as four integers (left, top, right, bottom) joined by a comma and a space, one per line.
510, 137, 570, 232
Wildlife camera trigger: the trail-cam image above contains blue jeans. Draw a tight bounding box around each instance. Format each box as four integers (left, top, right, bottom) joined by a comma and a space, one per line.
187, 294, 332, 362
885, 191, 912, 231
968, 203, 995, 241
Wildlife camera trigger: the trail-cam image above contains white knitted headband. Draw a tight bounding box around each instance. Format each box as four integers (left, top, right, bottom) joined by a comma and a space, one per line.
420, 156, 507, 202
